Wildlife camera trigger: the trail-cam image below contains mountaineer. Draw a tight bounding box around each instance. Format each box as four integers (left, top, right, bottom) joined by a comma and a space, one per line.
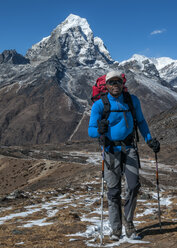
88, 70, 160, 240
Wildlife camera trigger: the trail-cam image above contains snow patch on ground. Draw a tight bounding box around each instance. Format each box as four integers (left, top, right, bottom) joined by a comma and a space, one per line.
69, 220, 150, 247
23, 218, 53, 228
0, 194, 71, 226
0, 157, 175, 247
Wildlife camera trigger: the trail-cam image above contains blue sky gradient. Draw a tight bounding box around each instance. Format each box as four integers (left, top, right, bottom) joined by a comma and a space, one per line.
1, 0, 177, 62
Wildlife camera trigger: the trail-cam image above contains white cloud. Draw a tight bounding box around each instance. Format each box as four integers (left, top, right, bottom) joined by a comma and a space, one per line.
150, 29, 166, 35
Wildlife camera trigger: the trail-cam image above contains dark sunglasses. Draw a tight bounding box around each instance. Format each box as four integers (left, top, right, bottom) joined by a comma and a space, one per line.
107, 80, 123, 85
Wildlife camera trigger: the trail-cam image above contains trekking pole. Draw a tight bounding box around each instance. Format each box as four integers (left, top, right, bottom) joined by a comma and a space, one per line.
155, 152, 162, 230
100, 142, 105, 245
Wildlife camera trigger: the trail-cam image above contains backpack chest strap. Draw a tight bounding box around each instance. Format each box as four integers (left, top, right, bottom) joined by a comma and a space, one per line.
110, 109, 130, 113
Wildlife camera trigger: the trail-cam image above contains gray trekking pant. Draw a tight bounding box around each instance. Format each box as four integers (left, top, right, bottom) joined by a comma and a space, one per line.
104, 148, 140, 231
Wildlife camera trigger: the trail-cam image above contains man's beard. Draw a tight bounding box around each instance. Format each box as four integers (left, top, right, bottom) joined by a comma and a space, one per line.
109, 88, 122, 97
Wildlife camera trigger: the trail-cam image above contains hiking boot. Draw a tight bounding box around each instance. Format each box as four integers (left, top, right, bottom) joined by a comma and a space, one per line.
124, 219, 136, 238
110, 229, 122, 241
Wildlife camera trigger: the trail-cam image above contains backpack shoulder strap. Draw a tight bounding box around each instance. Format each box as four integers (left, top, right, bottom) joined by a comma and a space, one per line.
100, 93, 110, 120
123, 92, 135, 118
123, 91, 139, 142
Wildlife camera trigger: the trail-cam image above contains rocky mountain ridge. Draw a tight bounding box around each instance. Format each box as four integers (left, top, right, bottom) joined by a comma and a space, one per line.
0, 14, 177, 145
120, 54, 177, 88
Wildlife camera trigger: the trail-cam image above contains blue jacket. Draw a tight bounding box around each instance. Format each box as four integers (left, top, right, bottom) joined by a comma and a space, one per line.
88, 93, 152, 150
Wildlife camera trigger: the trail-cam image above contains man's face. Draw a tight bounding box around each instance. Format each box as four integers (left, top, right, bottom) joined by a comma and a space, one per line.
106, 77, 123, 97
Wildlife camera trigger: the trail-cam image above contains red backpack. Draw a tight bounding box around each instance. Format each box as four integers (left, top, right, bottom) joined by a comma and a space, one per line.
91, 73, 127, 102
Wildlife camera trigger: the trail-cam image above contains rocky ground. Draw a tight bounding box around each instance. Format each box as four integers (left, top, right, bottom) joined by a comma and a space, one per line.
0, 141, 176, 248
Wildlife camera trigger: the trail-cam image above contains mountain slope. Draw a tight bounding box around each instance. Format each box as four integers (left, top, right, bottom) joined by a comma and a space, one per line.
148, 104, 177, 144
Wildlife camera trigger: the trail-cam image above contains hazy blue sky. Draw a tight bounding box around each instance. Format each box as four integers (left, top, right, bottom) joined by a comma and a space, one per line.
1, 0, 177, 62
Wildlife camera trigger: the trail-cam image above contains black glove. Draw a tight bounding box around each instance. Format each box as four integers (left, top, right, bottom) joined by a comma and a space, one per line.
97, 119, 109, 135
99, 135, 110, 146
147, 138, 160, 153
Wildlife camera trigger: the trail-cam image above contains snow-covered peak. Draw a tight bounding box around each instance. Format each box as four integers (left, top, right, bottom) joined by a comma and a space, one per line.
94, 37, 112, 60
26, 14, 114, 67
152, 57, 177, 84
121, 54, 177, 71
121, 54, 148, 63
31, 36, 50, 51
152, 57, 177, 70
120, 54, 154, 71
119, 54, 177, 87
56, 14, 93, 37
132, 54, 149, 62
119, 54, 161, 79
